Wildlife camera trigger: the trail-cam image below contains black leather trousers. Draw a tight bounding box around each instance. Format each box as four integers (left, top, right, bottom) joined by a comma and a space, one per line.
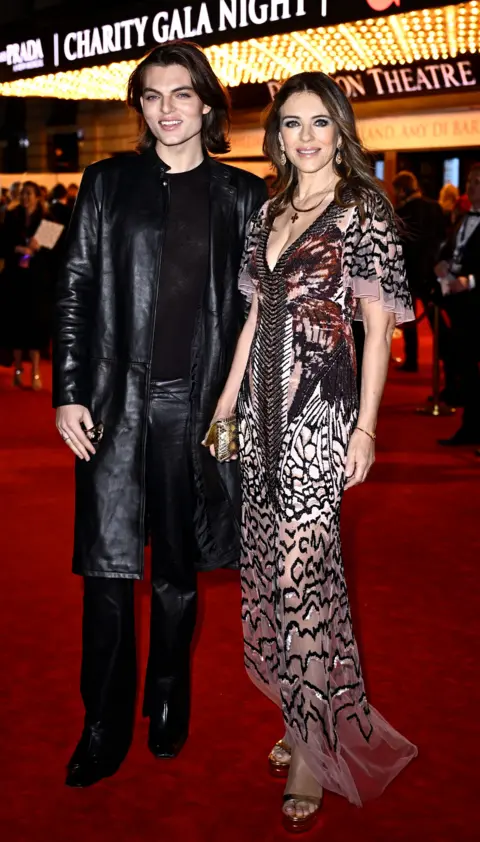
80, 379, 198, 746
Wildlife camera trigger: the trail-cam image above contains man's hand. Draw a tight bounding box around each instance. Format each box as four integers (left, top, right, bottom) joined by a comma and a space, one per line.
56, 405, 97, 461
344, 429, 375, 490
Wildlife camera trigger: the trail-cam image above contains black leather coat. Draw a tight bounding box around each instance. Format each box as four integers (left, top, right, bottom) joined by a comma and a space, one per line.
53, 149, 267, 578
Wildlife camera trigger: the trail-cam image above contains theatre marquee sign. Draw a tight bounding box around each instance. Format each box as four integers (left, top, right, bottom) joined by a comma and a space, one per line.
0, 0, 448, 81
331, 55, 480, 100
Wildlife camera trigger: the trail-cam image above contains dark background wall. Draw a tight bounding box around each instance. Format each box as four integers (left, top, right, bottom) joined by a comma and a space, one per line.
0, 0, 121, 25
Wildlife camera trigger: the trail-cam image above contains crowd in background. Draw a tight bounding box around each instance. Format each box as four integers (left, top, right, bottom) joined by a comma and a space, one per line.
0, 180, 78, 389
391, 165, 480, 450
0, 166, 479, 453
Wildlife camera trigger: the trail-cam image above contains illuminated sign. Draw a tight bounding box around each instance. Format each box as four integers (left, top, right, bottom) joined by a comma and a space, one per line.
332, 57, 478, 98
0, 38, 44, 72
55, 2, 309, 65
0, 1, 448, 83
266, 54, 480, 102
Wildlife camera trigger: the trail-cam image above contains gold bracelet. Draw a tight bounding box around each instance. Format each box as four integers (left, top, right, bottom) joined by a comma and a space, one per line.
355, 426, 376, 442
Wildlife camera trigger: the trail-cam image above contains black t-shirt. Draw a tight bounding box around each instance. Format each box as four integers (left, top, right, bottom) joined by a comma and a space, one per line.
151, 157, 210, 380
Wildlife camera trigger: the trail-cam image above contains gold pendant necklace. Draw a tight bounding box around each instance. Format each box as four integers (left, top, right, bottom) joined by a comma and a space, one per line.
290, 190, 330, 224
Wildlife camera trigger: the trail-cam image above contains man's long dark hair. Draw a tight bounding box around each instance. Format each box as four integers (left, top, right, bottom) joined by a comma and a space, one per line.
127, 41, 231, 154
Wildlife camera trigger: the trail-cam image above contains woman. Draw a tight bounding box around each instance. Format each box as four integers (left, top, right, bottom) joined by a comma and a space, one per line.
438, 182, 460, 241
1, 181, 52, 389
209, 73, 417, 832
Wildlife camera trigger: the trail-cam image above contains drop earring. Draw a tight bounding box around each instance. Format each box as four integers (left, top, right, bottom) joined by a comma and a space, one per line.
278, 134, 286, 166
335, 147, 342, 166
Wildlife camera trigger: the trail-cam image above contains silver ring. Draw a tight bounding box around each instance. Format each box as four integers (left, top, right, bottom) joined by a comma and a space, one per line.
62, 435, 71, 442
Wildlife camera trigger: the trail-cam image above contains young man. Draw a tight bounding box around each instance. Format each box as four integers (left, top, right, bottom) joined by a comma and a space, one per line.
53, 41, 267, 788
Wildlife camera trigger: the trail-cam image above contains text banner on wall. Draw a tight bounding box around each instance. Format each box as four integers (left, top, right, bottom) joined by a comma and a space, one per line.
0, 1, 458, 83
222, 107, 480, 159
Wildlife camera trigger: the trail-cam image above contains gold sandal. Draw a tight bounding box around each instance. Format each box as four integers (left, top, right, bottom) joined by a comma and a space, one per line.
268, 739, 291, 778
282, 792, 323, 834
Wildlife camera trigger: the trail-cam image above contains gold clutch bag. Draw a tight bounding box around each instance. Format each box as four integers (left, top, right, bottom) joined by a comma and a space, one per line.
202, 416, 239, 462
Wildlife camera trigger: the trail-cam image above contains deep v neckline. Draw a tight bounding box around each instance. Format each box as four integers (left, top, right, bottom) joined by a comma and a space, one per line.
264, 199, 335, 274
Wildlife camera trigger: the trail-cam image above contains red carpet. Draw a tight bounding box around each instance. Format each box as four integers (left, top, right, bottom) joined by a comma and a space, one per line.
1, 332, 479, 842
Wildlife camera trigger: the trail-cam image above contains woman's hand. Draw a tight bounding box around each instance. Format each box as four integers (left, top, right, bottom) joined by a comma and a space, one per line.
14, 245, 33, 256
212, 398, 236, 423
203, 291, 258, 461
29, 237, 40, 252
205, 399, 237, 460
344, 428, 375, 490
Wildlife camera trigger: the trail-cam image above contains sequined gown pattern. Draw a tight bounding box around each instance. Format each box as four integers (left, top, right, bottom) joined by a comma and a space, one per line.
237, 196, 417, 806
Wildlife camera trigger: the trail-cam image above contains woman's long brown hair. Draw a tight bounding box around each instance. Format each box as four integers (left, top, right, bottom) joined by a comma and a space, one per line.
263, 72, 394, 226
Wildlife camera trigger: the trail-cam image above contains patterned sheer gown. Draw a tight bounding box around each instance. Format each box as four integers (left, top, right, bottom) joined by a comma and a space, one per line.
237, 195, 417, 806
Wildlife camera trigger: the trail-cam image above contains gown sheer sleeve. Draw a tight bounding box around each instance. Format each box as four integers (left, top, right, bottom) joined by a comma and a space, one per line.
342, 195, 415, 325
238, 201, 269, 303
